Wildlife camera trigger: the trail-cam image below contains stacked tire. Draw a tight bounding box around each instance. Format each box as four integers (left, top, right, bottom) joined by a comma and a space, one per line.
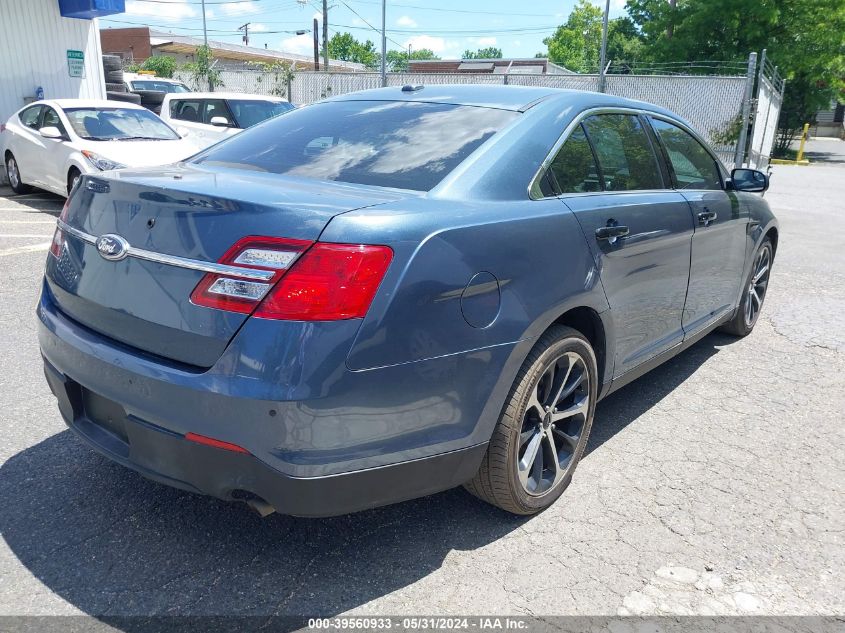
102, 55, 142, 105
132, 90, 166, 115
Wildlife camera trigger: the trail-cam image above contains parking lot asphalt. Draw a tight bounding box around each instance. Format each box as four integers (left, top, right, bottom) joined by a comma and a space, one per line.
0, 155, 843, 623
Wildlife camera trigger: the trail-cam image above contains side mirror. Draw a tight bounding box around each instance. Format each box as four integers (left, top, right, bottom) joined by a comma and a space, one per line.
39, 126, 63, 140
177, 126, 190, 138
209, 116, 230, 127
730, 168, 769, 193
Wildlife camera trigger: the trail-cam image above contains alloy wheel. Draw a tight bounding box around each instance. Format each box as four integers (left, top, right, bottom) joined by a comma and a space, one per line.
517, 351, 590, 496
6, 157, 20, 188
744, 244, 771, 327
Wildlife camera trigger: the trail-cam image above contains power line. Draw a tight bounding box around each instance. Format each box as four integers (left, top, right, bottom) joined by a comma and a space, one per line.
348, 0, 557, 18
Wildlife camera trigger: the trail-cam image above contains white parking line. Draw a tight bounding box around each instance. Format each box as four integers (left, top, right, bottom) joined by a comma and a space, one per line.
0, 207, 62, 212
0, 220, 57, 224
0, 242, 51, 257
0, 234, 54, 238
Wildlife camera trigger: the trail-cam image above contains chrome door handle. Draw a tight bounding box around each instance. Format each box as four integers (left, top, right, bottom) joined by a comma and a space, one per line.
698, 210, 717, 226
595, 225, 630, 241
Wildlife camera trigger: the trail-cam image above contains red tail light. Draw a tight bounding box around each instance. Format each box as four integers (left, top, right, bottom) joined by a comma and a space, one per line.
191, 237, 393, 321
49, 199, 71, 258
190, 236, 313, 314
255, 243, 393, 320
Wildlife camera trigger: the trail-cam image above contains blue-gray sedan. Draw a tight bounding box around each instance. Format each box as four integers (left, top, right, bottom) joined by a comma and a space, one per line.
37, 85, 778, 516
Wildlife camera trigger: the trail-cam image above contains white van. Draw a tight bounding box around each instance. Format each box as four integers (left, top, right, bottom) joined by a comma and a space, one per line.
160, 93, 294, 148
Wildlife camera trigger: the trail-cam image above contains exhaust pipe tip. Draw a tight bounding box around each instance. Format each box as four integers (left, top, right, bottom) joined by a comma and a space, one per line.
231, 490, 276, 517
246, 497, 276, 517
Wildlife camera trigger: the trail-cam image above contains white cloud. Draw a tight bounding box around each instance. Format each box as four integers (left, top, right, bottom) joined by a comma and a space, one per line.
220, 0, 260, 16
403, 34, 446, 54
476, 36, 497, 47
125, 0, 195, 20
280, 33, 314, 56
250, 23, 269, 32
396, 15, 417, 28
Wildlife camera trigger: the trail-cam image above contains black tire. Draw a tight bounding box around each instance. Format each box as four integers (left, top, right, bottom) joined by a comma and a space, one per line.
465, 325, 598, 515
133, 89, 166, 106
102, 55, 122, 72
105, 69, 124, 83
106, 91, 142, 105
105, 81, 126, 93
720, 238, 774, 337
4, 152, 33, 194
67, 168, 81, 197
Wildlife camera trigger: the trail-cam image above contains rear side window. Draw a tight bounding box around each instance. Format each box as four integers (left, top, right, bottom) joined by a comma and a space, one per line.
19, 106, 42, 129
582, 114, 663, 191
194, 100, 518, 191
650, 118, 722, 190
547, 125, 601, 194
171, 100, 202, 122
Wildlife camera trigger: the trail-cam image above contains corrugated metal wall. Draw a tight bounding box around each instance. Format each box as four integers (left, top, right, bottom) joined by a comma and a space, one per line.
0, 0, 106, 126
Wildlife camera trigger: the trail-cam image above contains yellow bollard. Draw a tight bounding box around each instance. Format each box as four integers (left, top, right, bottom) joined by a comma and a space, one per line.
796, 123, 810, 162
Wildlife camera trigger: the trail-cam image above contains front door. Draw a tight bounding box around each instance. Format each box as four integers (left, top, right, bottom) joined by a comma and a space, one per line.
647, 117, 747, 334
548, 113, 695, 378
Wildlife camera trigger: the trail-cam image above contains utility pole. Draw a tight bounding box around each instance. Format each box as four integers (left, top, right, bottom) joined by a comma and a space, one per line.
200, 0, 208, 46
598, 0, 610, 92
238, 22, 250, 47
313, 17, 320, 70
380, 0, 386, 86
322, 0, 329, 71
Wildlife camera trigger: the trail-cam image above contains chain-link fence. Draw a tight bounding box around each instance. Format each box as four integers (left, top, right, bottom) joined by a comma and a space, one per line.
175, 53, 783, 170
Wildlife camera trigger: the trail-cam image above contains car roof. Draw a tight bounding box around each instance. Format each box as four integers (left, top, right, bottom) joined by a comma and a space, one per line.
35, 99, 146, 110
325, 84, 674, 115
163, 92, 288, 102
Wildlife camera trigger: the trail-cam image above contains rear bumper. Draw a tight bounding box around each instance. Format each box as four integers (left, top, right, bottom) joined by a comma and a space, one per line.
43, 358, 487, 517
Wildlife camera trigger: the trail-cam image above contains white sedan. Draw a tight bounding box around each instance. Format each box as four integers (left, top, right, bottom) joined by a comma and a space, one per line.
1, 99, 202, 197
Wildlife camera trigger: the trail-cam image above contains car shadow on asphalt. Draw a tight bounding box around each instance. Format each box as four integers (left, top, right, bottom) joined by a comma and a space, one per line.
0, 333, 730, 625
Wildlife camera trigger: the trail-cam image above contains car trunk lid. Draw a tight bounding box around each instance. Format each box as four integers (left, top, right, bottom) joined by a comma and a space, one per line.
45, 165, 408, 367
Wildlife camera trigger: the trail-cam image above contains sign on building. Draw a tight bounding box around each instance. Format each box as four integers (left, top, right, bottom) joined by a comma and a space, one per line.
67, 50, 85, 78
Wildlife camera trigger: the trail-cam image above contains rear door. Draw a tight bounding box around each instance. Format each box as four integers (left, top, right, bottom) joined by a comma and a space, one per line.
550, 113, 695, 378
647, 116, 747, 334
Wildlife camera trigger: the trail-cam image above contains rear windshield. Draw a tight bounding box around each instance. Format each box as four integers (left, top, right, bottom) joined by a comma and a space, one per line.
228, 99, 294, 128
131, 80, 190, 93
192, 100, 518, 191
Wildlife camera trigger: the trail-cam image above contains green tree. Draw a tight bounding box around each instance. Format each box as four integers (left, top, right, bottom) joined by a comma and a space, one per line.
323, 32, 379, 68
385, 48, 439, 72
140, 55, 177, 78
542, 0, 603, 72
184, 45, 222, 90
462, 47, 503, 59
625, 0, 845, 155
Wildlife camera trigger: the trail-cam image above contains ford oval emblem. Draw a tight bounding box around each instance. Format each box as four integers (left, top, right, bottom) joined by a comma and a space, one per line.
95, 234, 130, 261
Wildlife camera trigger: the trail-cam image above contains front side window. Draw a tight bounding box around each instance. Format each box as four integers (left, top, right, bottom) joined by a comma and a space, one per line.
193, 100, 518, 191
63, 107, 179, 141
41, 107, 67, 136
546, 125, 601, 194
582, 114, 663, 191
19, 106, 42, 130
650, 118, 722, 190
202, 100, 233, 126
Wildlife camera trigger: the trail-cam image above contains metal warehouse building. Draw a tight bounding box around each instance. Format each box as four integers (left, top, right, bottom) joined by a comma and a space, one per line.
1, 0, 124, 180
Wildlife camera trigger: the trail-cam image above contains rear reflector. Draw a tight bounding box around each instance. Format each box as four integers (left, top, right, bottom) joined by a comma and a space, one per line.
191, 236, 393, 321
185, 432, 250, 454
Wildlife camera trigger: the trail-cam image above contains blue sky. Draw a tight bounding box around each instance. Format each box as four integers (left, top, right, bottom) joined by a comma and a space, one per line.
100, 0, 627, 60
